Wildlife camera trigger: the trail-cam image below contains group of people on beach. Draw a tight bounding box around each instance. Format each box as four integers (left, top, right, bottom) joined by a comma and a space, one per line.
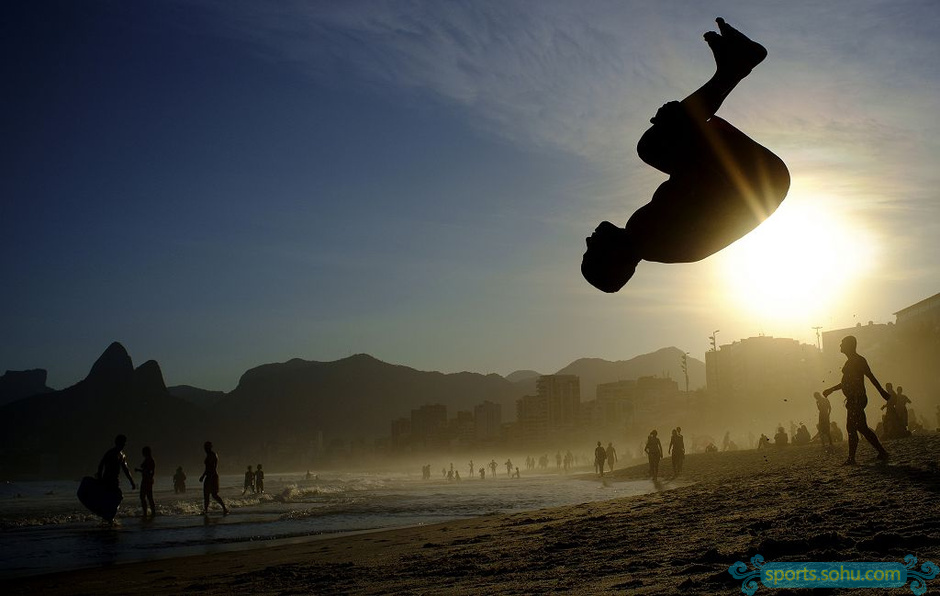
90, 437, 251, 521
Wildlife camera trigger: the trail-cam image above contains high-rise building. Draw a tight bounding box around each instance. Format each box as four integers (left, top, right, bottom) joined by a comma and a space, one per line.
705, 336, 823, 428
516, 375, 581, 444
410, 404, 447, 447
474, 400, 502, 442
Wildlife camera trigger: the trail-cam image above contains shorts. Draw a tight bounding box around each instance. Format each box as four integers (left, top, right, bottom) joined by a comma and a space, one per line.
203, 475, 220, 495
846, 406, 868, 433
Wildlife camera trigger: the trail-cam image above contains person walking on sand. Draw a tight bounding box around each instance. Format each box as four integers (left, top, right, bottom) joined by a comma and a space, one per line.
489, 459, 498, 478
135, 446, 156, 517
814, 392, 833, 451
582, 17, 789, 292
594, 441, 607, 477
668, 428, 686, 476
822, 336, 890, 465
606, 442, 618, 473
645, 430, 663, 480
199, 441, 229, 516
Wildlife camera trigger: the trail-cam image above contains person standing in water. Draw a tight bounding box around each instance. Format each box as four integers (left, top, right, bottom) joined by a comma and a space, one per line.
173, 466, 187, 494
594, 441, 607, 477
822, 336, 890, 465
255, 463, 265, 494
199, 441, 229, 516
243, 465, 255, 495
135, 446, 156, 517
582, 17, 789, 292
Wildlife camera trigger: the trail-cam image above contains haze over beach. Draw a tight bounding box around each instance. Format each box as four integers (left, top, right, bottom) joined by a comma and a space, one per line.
4, 1, 940, 594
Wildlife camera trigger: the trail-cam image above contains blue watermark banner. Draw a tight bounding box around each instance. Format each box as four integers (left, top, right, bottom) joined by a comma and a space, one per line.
728, 554, 938, 595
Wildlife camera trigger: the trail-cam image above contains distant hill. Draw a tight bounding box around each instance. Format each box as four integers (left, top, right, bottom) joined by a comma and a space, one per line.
556, 347, 706, 399
168, 385, 226, 409
219, 354, 524, 447
0, 343, 208, 479
1, 343, 709, 477
0, 369, 52, 406
504, 370, 542, 383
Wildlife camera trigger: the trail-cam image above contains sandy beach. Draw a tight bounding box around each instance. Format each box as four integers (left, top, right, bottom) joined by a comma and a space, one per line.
9, 433, 939, 595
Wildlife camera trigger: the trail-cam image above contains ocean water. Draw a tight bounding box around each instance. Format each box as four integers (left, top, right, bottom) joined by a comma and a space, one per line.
1, 468, 664, 578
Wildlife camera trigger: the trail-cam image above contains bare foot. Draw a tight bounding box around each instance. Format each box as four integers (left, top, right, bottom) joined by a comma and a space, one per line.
704, 17, 767, 79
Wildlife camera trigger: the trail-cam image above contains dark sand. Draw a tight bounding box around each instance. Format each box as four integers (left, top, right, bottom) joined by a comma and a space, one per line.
9, 434, 940, 595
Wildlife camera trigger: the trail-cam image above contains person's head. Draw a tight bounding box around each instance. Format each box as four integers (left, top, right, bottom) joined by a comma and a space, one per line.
204, 441, 213, 453
897, 385, 903, 394
257, 464, 262, 469
885, 382, 893, 392
247, 465, 252, 471
814, 391, 822, 399
114, 434, 127, 449
839, 335, 858, 355
672, 429, 677, 436
581, 221, 640, 293
650, 429, 657, 437
142, 446, 151, 457
676, 426, 681, 434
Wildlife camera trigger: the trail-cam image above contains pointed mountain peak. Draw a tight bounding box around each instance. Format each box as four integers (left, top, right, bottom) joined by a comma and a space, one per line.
86, 342, 134, 383
133, 360, 168, 396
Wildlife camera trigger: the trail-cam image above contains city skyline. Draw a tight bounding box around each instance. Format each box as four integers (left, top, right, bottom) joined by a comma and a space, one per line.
4, 2, 939, 391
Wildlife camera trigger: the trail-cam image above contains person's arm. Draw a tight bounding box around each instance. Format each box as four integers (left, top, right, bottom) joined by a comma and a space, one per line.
822, 383, 841, 398
864, 363, 891, 401
668, 437, 674, 454
96, 454, 106, 480
122, 457, 136, 490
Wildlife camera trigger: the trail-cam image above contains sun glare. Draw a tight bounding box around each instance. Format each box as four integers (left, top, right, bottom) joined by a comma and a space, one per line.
716, 196, 876, 324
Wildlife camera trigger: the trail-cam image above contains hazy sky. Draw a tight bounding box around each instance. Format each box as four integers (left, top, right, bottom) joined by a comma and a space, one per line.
3, 1, 939, 391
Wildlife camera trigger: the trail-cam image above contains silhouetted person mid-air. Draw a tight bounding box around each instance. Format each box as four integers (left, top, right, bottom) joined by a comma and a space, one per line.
135, 446, 156, 517
822, 336, 890, 465
582, 18, 790, 292
199, 441, 229, 516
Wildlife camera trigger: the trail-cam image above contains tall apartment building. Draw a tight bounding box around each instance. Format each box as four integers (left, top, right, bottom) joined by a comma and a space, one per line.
516, 375, 580, 444
474, 400, 502, 443
705, 336, 823, 428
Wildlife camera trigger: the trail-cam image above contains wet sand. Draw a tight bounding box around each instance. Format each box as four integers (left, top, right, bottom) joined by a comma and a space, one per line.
9, 434, 940, 595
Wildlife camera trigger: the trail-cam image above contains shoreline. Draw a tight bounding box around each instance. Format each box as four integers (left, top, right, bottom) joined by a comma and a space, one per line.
9, 434, 940, 595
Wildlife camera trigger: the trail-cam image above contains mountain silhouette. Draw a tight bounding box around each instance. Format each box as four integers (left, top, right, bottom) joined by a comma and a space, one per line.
0, 369, 52, 406
0, 342, 207, 479
218, 354, 523, 454
168, 385, 226, 409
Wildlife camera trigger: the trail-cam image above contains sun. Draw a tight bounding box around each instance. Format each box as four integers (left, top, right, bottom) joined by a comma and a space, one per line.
714, 195, 876, 324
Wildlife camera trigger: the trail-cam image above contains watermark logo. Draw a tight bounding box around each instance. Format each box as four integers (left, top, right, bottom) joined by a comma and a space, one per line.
728, 554, 938, 595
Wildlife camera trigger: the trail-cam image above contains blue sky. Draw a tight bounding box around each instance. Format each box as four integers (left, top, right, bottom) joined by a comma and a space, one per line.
3, 1, 939, 390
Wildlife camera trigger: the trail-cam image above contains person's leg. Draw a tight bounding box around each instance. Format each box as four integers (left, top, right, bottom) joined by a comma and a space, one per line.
858, 426, 889, 458
203, 484, 210, 513
637, 18, 766, 174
